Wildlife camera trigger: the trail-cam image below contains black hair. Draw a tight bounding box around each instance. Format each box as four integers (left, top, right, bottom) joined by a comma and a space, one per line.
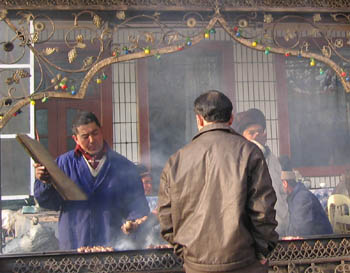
233, 108, 266, 134
279, 155, 292, 172
279, 155, 297, 187
72, 111, 101, 135
194, 90, 233, 123
136, 164, 149, 176
136, 164, 153, 181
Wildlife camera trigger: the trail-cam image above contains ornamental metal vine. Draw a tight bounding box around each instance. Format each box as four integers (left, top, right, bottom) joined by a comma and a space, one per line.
1, 3, 350, 129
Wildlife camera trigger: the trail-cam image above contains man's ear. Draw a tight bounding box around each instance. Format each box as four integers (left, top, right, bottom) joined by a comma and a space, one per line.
196, 114, 204, 128
282, 180, 288, 190
72, 135, 78, 144
228, 114, 234, 125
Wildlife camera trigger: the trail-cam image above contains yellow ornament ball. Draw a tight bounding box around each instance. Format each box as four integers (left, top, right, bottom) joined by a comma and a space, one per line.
30, 100, 36, 106
144, 48, 150, 54
204, 33, 210, 39
252, 41, 257, 47
96, 78, 102, 84
310, 61, 315, 66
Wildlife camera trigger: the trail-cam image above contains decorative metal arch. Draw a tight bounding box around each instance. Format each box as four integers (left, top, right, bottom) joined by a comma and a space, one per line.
1, 1, 350, 130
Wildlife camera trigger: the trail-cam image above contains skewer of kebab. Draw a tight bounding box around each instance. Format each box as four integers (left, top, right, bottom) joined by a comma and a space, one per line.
77, 246, 114, 253
77, 216, 149, 252
121, 215, 148, 234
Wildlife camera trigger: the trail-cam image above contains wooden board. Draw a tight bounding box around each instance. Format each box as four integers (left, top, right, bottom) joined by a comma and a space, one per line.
16, 134, 87, 201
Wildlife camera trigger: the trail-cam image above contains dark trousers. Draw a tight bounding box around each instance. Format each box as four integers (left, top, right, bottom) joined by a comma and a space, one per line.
183, 260, 268, 273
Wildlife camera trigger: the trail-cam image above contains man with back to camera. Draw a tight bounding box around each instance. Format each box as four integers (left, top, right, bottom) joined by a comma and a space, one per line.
233, 108, 289, 237
158, 90, 278, 273
34, 111, 150, 250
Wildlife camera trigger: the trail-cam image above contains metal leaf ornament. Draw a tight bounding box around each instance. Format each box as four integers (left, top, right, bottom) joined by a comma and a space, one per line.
75, 34, 86, 48
83, 56, 94, 67
167, 33, 179, 45
128, 35, 139, 51
42, 47, 58, 56
93, 14, 102, 29
313, 13, 322, 23
145, 32, 155, 44
116, 11, 125, 20
68, 47, 77, 63
322, 46, 331, 58
284, 29, 297, 42
264, 14, 273, 24
31, 32, 39, 43
0, 9, 8, 21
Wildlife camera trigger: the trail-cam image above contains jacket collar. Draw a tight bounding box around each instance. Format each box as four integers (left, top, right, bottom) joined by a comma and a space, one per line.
74, 141, 110, 158
192, 123, 237, 141
250, 139, 271, 158
287, 182, 306, 202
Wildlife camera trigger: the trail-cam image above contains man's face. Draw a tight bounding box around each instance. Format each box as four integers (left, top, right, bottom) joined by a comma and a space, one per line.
141, 175, 153, 195
242, 124, 267, 145
72, 122, 104, 155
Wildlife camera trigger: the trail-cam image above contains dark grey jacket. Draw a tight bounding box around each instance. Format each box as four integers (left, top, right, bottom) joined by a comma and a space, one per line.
158, 123, 278, 272
287, 183, 333, 236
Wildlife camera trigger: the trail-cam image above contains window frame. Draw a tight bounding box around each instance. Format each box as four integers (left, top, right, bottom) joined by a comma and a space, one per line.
0, 21, 35, 199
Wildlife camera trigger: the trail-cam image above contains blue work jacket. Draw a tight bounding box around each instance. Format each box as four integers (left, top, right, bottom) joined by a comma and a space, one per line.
34, 148, 150, 250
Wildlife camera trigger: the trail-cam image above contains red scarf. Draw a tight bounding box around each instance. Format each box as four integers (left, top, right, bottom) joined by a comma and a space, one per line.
74, 143, 107, 169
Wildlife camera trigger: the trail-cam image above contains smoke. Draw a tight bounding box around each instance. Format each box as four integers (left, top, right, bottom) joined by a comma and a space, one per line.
147, 47, 226, 193
114, 237, 139, 251
114, 214, 167, 250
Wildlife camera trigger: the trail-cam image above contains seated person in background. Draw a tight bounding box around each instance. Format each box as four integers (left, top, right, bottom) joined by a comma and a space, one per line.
135, 164, 169, 248
332, 170, 350, 196
34, 111, 150, 250
279, 155, 333, 237
136, 164, 153, 196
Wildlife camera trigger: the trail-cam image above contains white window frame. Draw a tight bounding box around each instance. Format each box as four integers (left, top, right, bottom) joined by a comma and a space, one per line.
0, 21, 35, 200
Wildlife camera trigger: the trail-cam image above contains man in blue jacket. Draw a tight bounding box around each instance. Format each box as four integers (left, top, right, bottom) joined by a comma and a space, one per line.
34, 111, 150, 250
279, 157, 333, 237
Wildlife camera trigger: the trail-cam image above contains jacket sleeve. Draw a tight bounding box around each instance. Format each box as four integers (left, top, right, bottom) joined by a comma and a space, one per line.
158, 163, 175, 244
158, 163, 184, 257
246, 148, 279, 257
267, 153, 289, 237
33, 157, 64, 211
34, 180, 62, 211
121, 164, 150, 220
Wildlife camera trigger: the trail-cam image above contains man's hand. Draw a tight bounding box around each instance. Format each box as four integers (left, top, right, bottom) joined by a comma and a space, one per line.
121, 216, 148, 235
34, 163, 52, 184
259, 257, 268, 265
121, 220, 138, 235
257, 253, 268, 265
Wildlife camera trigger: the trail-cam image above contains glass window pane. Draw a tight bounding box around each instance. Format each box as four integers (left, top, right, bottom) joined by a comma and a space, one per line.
39, 137, 49, 150
36, 109, 48, 136
0, 21, 31, 64
1, 138, 31, 196
0, 69, 31, 134
66, 108, 78, 136
67, 136, 75, 151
